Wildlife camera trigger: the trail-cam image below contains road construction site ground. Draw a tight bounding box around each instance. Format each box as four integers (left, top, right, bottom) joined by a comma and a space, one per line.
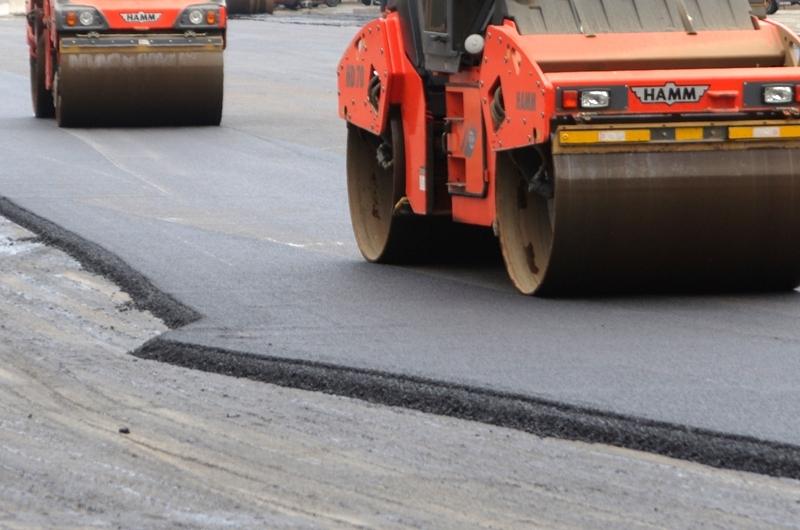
2, 215, 800, 529
250, 1, 379, 25
3, 7, 800, 527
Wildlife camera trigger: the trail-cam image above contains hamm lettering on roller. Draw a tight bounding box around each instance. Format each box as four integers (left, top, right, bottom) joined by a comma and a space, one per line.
121, 12, 162, 23
632, 83, 709, 105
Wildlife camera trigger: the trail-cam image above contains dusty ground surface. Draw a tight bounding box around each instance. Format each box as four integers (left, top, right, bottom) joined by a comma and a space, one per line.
2, 215, 800, 528
3, 7, 800, 529
4, 13, 800, 458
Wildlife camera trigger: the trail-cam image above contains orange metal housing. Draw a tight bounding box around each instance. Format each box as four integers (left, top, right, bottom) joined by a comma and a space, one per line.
50, 0, 227, 32
338, 10, 800, 228
26, 0, 227, 92
338, 15, 429, 214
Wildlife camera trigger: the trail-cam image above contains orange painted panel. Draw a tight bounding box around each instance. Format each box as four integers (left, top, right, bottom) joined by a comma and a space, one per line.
50, 0, 227, 31
337, 18, 392, 137
338, 13, 429, 214
479, 22, 554, 153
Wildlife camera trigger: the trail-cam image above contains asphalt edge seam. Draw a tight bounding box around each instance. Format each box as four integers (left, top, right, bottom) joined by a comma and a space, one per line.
133, 337, 800, 480
3, 195, 799, 480
0, 197, 200, 328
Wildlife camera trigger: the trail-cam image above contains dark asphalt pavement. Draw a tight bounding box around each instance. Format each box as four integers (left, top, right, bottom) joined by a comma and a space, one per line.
2, 17, 800, 455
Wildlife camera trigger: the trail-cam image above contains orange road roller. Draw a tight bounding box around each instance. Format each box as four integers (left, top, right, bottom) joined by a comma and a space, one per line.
27, 0, 226, 126
338, 0, 800, 295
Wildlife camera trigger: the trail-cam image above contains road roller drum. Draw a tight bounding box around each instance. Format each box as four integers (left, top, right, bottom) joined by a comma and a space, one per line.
338, 0, 800, 295
499, 135, 800, 294
27, 0, 227, 127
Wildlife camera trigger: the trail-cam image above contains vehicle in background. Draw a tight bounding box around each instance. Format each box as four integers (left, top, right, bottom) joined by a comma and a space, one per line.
227, 0, 274, 15
282, 0, 341, 9
361, 0, 387, 9
227, 0, 341, 14
766, 0, 800, 14
26, 0, 226, 126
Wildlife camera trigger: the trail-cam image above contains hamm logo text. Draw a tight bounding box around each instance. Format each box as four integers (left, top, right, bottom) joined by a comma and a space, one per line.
631, 83, 709, 106
121, 12, 162, 23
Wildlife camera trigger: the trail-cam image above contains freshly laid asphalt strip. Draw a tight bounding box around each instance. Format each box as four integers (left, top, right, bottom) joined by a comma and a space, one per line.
5, 213, 799, 530
7, 197, 800, 481
2, 16, 800, 477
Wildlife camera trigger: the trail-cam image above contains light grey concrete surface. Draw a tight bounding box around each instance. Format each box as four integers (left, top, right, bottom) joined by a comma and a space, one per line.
2, 215, 800, 529
1, 11, 800, 459
0, 0, 24, 16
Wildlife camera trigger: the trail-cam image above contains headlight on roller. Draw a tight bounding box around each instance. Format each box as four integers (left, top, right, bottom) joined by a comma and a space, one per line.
580, 90, 611, 109
57, 7, 107, 31
78, 11, 95, 26
188, 9, 204, 25
177, 5, 222, 28
763, 86, 794, 105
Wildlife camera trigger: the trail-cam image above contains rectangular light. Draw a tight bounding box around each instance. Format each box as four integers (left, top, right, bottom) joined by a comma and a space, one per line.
729, 125, 800, 139
598, 130, 625, 142
562, 90, 579, 109
559, 124, 800, 146
752, 126, 781, 138
675, 127, 704, 141
580, 90, 610, 109
560, 129, 650, 144
763, 86, 794, 105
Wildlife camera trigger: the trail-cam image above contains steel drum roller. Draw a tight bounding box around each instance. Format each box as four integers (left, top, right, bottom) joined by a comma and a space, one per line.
57, 36, 224, 126
497, 141, 800, 294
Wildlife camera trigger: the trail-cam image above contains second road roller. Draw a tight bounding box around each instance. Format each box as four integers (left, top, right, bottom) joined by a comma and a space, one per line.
27, 0, 226, 126
338, 0, 800, 294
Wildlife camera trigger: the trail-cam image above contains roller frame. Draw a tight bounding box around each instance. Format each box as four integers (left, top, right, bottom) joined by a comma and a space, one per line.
339, 4, 800, 294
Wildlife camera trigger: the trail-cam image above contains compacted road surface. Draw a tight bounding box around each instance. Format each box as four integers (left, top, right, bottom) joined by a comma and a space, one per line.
1, 11, 800, 476
2, 214, 800, 528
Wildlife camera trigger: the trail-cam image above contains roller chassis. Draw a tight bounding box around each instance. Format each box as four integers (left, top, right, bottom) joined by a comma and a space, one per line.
339, 0, 800, 295
26, 0, 227, 127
